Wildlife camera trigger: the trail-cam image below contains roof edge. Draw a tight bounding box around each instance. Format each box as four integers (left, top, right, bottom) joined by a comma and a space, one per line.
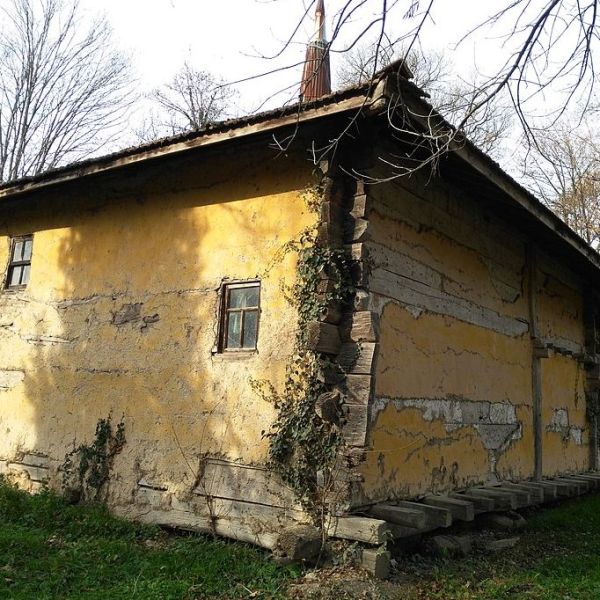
0, 85, 376, 200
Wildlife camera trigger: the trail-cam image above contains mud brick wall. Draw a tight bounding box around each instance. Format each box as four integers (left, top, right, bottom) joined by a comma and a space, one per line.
350, 168, 592, 503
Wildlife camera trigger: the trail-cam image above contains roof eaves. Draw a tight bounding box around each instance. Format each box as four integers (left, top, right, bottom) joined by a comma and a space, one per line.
0, 82, 373, 200
387, 75, 600, 274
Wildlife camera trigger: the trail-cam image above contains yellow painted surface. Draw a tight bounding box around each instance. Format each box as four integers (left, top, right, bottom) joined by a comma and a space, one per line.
0, 147, 315, 507
361, 302, 533, 499
362, 404, 491, 499
536, 273, 585, 348
360, 175, 590, 502
375, 303, 531, 404
541, 355, 588, 476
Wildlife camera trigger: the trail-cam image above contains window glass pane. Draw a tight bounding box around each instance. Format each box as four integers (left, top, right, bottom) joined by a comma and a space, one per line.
12, 241, 23, 261
22, 239, 32, 261
243, 310, 258, 349
21, 265, 31, 285
8, 266, 22, 287
226, 311, 242, 348
229, 286, 259, 309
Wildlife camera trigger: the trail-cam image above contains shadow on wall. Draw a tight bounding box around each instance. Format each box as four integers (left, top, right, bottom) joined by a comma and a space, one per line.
0, 141, 314, 519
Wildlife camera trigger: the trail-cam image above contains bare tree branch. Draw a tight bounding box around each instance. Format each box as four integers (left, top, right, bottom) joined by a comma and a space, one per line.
0, 0, 133, 183
136, 62, 237, 143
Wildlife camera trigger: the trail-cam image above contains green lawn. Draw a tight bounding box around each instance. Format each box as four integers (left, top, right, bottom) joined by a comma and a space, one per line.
391, 493, 600, 599
3, 478, 600, 600
0, 479, 297, 599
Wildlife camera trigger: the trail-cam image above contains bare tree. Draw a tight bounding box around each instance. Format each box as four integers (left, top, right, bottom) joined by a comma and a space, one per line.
522, 123, 600, 246
137, 62, 236, 142
255, 0, 598, 176
0, 0, 132, 183
336, 43, 512, 156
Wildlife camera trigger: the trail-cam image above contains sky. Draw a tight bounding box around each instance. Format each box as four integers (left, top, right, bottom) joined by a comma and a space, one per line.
78, 0, 519, 116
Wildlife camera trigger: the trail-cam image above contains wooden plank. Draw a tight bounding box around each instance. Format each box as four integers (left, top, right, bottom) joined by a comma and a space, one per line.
337, 343, 378, 375
543, 480, 575, 498
422, 495, 475, 521
341, 402, 368, 447
343, 374, 373, 405
387, 523, 421, 538
523, 481, 558, 500
350, 193, 371, 219
467, 488, 517, 510
328, 515, 391, 544
490, 485, 532, 507
361, 547, 391, 579
8, 462, 49, 483
449, 492, 495, 513
571, 474, 600, 489
396, 501, 452, 528
137, 508, 279, 550
500, 482, 544, 503
344, 312, 380, 343
193, 460, 299, 509
344, 217, 370, 243
553, 477, 588, 494
369, 504, 427, 529
306, 321, 341, 355
369, 267, 529, 338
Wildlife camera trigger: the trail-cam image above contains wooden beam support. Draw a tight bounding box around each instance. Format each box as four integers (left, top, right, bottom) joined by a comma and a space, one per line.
542, 479, 576, 497
499, 482, 544, 503
573, 473, 600, 488
490, 485, 532, 508
467, 488, 518, 510
306, 321, 341, 355
569, 475, 600, 490
449, 492, 495, 513
328, 516, 391, 545
422, 495, 475, 522
369, 504, 427, 529
527, 244, 543, 481
395, 501, 452, 528
553, 477, 589, 494
523, 481, 558, 500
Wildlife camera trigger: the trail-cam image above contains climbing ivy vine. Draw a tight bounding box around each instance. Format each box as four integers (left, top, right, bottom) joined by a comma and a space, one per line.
62, 414, 126, 502
254, 181, 355, 514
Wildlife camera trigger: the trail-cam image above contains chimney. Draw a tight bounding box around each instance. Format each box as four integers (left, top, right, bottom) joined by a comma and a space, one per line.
300, 0, 331, 101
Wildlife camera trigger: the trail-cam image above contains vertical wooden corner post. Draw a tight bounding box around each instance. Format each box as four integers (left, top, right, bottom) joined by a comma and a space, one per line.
527, 244, 543, 481
583, 291, 600, 471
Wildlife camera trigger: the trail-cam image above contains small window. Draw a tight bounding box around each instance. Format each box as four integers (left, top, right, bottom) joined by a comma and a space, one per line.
6, 236, 33, 289
219, 282, 260, 351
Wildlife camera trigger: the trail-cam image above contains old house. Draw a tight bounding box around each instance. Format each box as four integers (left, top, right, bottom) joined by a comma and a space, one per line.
2, 2, 600, 563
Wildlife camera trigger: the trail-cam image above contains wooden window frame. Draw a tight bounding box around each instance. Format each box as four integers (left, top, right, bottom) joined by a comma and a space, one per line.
218, 280, 261, 353
5, 235, 33, 290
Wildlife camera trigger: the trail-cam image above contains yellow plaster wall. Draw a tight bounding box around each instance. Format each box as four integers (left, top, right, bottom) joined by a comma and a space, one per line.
360, 174, 590, 501
0, 146, 315, 508
541, 354, 588, 475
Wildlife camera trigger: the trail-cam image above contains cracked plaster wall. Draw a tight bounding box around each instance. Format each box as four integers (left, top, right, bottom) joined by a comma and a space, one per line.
0, 144, 314, 519
358, 169, 589, 501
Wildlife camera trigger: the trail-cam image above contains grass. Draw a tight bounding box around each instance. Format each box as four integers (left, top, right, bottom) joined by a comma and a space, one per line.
390, 493, 600, 600
0, 479, 298, 599
3, 479, 600, 600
